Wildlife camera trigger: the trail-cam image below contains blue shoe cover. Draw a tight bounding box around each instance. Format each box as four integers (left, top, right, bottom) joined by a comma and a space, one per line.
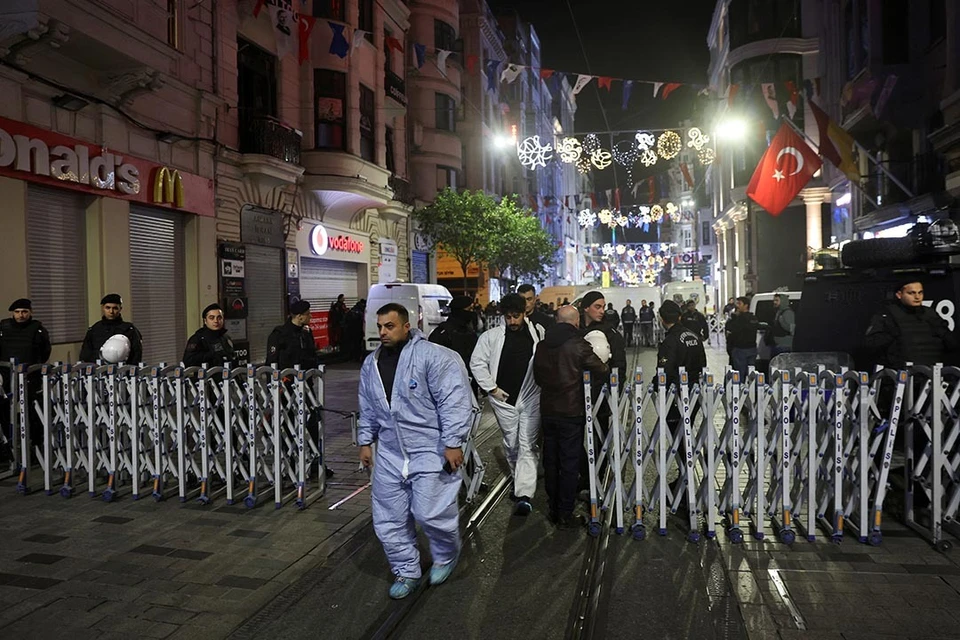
429, 554, 459, 586
388, 576, 421, 599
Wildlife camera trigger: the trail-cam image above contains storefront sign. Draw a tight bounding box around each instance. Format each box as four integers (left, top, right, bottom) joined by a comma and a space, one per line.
379, 239, 397, 283
223, 277, 245, 297
308, 223, 365, 255
222, 259, 245, 278
309, 311, 330, 349
412, 250, 429, 284
240, 205, 286, 248
0, 115, 214, 216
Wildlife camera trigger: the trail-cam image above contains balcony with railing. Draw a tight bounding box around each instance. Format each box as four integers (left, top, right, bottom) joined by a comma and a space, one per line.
388, 175, 415, 206
862, 154, 945, 209
240, 114, 303, 165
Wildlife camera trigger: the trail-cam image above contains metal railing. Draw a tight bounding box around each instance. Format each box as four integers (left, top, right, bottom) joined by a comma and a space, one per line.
239, 114, 303, 165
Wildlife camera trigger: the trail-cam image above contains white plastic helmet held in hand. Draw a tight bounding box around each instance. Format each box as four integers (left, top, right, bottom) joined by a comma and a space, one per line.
100, 334, 131, 364
584, 329, 611, 363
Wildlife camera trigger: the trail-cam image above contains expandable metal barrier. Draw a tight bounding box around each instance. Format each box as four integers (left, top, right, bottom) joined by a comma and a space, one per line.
580, 363, 949, 548
5, 360, 327, 510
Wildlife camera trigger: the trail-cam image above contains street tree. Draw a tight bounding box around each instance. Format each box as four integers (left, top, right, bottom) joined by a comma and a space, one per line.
486, 196, 558, 287
412, 188, 501, 292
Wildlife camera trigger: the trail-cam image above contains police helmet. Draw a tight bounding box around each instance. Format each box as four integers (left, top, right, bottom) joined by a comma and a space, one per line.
100, 334, 131, 364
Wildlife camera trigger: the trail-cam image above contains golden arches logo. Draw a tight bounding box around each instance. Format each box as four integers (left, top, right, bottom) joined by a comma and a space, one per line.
153, 167, 184, 207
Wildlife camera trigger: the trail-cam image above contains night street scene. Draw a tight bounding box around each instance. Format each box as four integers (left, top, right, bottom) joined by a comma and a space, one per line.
5, 0, 960, 638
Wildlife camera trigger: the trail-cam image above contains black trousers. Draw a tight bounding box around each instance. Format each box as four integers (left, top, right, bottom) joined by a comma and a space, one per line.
542, 415, 584, 516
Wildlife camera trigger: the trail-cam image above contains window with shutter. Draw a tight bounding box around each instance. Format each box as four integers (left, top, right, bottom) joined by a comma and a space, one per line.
129, 206, 186, 365
25, 185, 88, 345
244, 244, 285, 363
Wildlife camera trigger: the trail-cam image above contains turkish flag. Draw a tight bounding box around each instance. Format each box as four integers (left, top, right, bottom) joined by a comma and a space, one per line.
746, 122, 821, 216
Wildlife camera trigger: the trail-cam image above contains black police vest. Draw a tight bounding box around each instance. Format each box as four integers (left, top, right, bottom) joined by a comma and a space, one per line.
887, 304, 944, 366
0, 319, 42, 364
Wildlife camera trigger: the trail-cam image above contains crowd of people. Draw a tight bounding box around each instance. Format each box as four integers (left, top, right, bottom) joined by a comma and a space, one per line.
357, 287, 707, 599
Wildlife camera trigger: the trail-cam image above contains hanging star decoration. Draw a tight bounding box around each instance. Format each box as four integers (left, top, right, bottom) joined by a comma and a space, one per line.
627, 249, 636, 258
601, 243, 615, 257
557, 137, 583, 164
590, 148, 613, 170
640, 148, 658, 167
635, 131, 656, 150
650, 204, 664, 222
638, 205, 651, 224
517, 135, 553, 169
687, 127, 710, 150
582, 133, 601, 154
657, 131, 682, 160
577, 209, 597, 228
615, 214, 629, 228
698, 146, 715, 166
616, 244, 627, 255
597, 208, 613, 225
575, 155, 593, 174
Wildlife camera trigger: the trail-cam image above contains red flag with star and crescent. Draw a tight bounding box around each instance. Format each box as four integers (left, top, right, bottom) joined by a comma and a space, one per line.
746, 122, 822, 216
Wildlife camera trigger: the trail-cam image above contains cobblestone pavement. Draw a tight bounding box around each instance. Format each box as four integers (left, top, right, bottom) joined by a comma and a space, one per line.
2, 352, 960, 639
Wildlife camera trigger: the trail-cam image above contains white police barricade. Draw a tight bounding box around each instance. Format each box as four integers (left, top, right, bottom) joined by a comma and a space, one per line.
15, 361, 327, 512
1, 360, 16, 473
582, 364, 908, 546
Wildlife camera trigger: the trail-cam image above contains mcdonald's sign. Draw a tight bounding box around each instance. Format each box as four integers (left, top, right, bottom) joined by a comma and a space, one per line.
153, 167, 185, 207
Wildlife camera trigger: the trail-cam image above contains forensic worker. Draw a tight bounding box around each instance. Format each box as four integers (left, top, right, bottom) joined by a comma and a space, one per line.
470, 293, 544, 516
358, 303, 474, 599
79, 294, 143, 364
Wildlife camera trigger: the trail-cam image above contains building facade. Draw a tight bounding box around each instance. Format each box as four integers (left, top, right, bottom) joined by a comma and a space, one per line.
0, 0, 219, 364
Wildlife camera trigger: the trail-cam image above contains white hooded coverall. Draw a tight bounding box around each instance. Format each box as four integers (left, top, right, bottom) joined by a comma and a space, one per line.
470, 320, 544, 498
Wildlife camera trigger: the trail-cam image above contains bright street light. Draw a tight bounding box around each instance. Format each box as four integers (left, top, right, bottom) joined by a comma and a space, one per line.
493, 134, 514, 149
715, 117, 748, 141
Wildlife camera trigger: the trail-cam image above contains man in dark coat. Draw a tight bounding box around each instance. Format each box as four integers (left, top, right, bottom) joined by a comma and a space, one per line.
0, 298, 51, 457
79, 294, 143, 364
430, 296, 479, 393
533, 305, 608, 528
518, 284, 555, 330
182, 303, 235, 368
267, 300, 319, 370
864, 280, 957, 369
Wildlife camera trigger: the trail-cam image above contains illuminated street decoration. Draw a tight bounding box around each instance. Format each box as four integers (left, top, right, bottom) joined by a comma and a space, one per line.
686, 127, 709, 150
590, 148, 613, 170
640, 148, 657, 167
657, 130, 682, 159
516, 135, 553, 169
557, 137, 583, 163
577, 208, 597, 227
698, 146, 715, 165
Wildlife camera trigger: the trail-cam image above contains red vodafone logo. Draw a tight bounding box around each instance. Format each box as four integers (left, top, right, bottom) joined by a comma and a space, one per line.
309, 224, 364, 255
328, 234, 364, 254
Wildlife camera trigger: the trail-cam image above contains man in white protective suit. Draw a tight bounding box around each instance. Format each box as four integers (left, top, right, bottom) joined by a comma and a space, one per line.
470, 293, 545, 516
358, 303, 474, 600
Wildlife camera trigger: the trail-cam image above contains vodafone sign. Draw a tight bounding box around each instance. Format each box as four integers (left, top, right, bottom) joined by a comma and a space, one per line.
309, 223, 365, 256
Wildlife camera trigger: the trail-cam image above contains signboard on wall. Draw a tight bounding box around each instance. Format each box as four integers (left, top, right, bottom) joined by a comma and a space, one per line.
412, 251, 429, 284
379, 239, 398, 283
309, 311, 330, 349
286, 248, 300, 312
240, 205, 285, 248
218, 242, 249, 366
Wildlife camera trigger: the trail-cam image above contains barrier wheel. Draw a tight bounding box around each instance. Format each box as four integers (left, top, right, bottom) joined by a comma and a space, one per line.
60, 486, 73, 499
687, 531, 701, 544
102, 488, 115, 503
587, 522, 602, 537
296, 499, 306, 511
16, 483, 27, 495
936, 540, 953, 553
706, 530, 717, 539
779, 529, 795, 545
830, 534, 843, 545
631, 524, 646, 541
152, 491, 163, 502
244, 495, 257, 509
197, 495, 211, 506
728, 528, 744, 544
868, 531, 883, 546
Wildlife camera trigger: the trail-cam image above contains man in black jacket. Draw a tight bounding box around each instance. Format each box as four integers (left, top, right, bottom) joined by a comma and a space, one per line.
518, 284, 555, 330
430, 296, 479, 394
533, 305, 608, 528
724, 297, 758, 379
79, 294, 143, 364
681, 300, 709, 342
267, 300, 319, 370
864, 280, 957, 368
182, 303, 235, 368
1, 298, 51, 457
620, 299, 637, 347
657, 300, 707, 391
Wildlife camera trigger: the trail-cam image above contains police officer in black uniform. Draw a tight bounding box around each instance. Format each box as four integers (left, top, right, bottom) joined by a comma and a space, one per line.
429, 296, 479, 393
864, 279, 957, 369
1, 298, 52, 459
657, 300, 707, 505
79, 294, 143, 364
266, 299, 319, 370
183, 303, 235, 367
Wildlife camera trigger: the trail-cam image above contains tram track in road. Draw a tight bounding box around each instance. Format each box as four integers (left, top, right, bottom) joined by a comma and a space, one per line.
364, 471, 513, 640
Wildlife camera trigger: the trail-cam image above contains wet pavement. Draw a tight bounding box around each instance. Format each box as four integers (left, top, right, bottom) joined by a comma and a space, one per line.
2, 350, 960, 639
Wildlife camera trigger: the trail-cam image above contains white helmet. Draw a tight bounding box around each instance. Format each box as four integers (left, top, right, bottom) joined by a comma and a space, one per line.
100, 334, 131, 364
584, 329, 611, 363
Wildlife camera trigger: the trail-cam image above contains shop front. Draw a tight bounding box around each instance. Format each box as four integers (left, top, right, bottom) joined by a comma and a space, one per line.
0, 115, 215, 364
295, 220, 371, 349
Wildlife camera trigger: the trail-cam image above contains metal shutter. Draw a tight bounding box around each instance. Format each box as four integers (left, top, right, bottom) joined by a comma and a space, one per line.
245, 244, 285, 363
300, 257, 360, 309
129, 206, 186, 365
25, 185, 87, 344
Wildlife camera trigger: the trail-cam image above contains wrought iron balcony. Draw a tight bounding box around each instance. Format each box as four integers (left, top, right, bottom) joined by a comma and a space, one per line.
239, 114, 302, 165
388, 174, 415, 206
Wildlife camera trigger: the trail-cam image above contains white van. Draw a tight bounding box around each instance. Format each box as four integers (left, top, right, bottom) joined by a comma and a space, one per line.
539, 285, 589, 308
662, 281, 708, 315
365, 283, 454, 352
749, 291, 802, 371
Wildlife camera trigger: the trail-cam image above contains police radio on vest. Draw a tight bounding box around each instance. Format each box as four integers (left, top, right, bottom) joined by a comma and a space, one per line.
0, 126, 140, 195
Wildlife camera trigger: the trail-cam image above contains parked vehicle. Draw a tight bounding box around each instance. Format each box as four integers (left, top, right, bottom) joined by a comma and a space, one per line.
749, 291, 802, 373
662, 281, 708, 315
364, 283, 453, 352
